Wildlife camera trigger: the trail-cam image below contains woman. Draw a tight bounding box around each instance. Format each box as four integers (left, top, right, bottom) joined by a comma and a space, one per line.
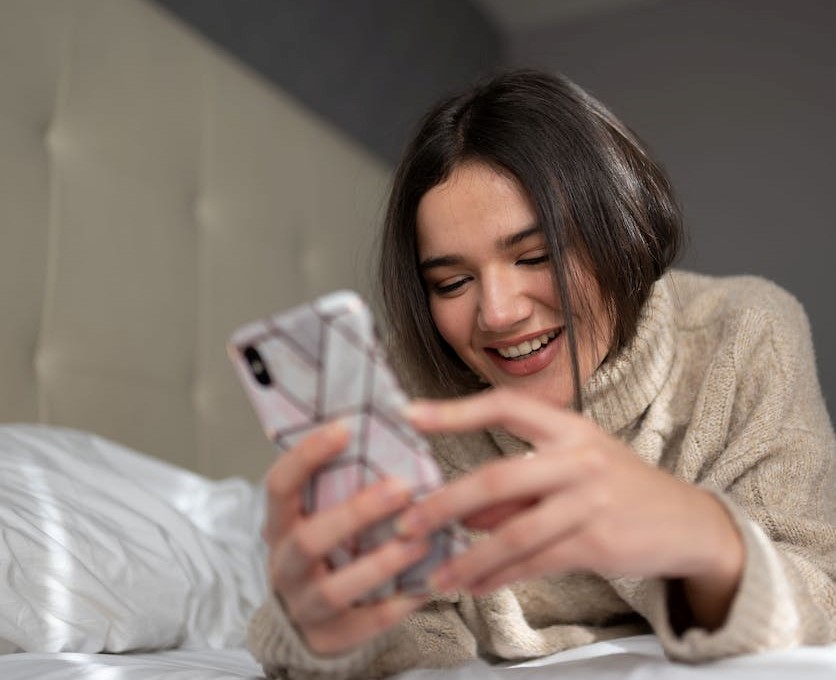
248, 70, 836, 679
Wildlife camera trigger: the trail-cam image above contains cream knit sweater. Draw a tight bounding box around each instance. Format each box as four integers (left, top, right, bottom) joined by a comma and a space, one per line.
248, 270, 836, 679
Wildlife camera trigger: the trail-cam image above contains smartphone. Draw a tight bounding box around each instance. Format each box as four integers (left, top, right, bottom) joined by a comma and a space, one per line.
227, 290, 462, 602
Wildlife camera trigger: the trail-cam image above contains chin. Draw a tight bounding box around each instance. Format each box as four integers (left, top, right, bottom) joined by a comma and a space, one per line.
490, 375, 571, 407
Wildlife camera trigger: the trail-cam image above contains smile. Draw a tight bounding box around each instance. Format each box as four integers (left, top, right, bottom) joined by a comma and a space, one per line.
494, 330, 560, 360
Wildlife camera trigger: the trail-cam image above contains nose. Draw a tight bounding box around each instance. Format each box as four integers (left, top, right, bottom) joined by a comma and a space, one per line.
476, 269, 532, 333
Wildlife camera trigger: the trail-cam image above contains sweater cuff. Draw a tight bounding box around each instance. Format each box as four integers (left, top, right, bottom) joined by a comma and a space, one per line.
648, 491, 799, 662
247, 596, 392, 680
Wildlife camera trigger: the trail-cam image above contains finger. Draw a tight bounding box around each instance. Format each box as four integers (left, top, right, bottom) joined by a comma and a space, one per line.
464, 499, 538, 531
291, 538, 431, 625
397, 451, 589, 538
468, 536, 586, 596
263, 421, 350, 543
428, 487, 591, 592
269, 545, 330, 598
302, 595, 428, 655
403, 389, 589, 444
273, 478, 414, 586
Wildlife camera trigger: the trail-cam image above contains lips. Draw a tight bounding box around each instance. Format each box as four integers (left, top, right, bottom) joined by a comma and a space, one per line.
485, 328, 563, 377
495, 329, 559, 359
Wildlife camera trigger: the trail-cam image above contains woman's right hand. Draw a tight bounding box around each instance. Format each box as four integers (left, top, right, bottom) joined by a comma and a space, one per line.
262, 420, 431, 655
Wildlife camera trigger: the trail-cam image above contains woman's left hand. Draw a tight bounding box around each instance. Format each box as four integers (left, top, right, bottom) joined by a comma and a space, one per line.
397, 389, 743, 629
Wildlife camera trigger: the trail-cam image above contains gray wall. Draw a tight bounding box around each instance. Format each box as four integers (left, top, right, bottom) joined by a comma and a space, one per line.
152, 0, 503, 164
511, 0, 836, 413
151, 0, 834, 415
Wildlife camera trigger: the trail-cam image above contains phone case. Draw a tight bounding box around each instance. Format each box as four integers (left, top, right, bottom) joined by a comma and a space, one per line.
228, 290, 462, 601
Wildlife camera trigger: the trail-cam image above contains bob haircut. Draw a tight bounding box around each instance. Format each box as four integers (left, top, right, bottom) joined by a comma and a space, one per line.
378, 69, 683, 407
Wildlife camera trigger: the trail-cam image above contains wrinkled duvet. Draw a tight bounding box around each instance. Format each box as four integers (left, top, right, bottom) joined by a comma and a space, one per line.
1, 425, 835, 679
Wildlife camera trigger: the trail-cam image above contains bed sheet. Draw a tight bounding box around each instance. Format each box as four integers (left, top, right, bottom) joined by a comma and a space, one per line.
0, 424, 268, 653
0, 647, 262, 679
2, 426, 835, 678
2, 636, 836, 680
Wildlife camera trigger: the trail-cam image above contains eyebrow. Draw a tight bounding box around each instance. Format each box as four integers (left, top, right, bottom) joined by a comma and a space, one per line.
498, 224, 542, 250
419, 224, 543, 273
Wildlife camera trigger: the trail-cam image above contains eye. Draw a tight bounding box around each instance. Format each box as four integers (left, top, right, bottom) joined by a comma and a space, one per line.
432, 276, 471, 296
516, 251, 549, 266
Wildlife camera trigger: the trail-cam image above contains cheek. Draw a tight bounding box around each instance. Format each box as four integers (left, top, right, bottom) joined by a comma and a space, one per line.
429, 298, 468, 353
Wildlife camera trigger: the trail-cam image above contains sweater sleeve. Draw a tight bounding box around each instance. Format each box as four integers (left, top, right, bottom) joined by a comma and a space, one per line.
641, 486, 836, 662
618, 282, 836, 661
247, 594, 477, 679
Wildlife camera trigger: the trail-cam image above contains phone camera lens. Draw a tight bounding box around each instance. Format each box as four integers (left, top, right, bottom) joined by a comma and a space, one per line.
243, 346, 272, 386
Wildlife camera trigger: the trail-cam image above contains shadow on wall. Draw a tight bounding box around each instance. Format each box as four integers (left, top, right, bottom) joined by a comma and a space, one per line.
151, 0, 504, 164
508, 0, 836, 413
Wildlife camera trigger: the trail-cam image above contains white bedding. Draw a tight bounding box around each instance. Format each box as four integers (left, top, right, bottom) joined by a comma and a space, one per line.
1, 425, 835, 679
0, 425, 267, 653
0, 647, 263, 679
2, 636, 836, 679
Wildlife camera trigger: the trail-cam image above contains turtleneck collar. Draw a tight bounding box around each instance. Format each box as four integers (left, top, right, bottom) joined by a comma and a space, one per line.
581, 274, 677, 435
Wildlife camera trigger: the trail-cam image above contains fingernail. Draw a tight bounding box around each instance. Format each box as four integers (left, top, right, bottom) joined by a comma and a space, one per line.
325, 420, 345, 438
381, 477, 411, 502
326, 419, 347, 440
395, 509, 423, 537
401, 401, 433, 421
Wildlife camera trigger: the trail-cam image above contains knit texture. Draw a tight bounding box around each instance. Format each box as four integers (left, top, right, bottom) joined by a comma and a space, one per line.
248, 270, 836, 678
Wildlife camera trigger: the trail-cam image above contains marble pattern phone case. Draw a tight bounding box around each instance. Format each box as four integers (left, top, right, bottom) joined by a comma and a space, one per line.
228, 290, 462, 601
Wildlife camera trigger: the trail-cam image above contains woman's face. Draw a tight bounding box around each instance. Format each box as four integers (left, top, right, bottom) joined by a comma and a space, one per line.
416, 162, 613, 408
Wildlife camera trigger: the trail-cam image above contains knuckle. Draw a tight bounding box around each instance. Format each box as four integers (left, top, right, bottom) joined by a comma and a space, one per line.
499, 524, 532, 552
301, 432, 329, 466
330, 506, 372, 544
521, 510, 552, 542
288, 523, 322, 562
366, 544, 396, 577
375, 480, 411, 511
579, 526, 613, 564
387, 541, 422, 574
266, 429, 341, 500
587, 482, 614, 514
370, 602, 399, 633
480, 463, 511, 496
344, 494, 376, 529
317, 579, 350, 612
358, 544, 401, 588
578, 447, 607, 477
265, 464, 293, 499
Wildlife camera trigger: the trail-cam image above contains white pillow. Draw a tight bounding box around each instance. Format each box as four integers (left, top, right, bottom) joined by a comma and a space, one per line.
0, 424, 267, 653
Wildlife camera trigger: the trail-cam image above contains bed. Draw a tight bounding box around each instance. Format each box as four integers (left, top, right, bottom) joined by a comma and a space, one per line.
1, 0, 835, 678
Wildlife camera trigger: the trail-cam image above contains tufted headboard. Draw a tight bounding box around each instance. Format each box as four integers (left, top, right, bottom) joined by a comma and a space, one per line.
0, 0, 391, 480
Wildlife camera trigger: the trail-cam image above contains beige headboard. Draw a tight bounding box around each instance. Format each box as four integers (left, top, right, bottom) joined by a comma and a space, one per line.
0, 0, 391, 480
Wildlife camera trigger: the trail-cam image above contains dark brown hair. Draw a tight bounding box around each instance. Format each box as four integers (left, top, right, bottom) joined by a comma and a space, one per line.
378, 69, 682, 406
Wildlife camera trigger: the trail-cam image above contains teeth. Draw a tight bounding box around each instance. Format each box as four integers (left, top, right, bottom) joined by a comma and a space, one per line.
497, 330, 557, 359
